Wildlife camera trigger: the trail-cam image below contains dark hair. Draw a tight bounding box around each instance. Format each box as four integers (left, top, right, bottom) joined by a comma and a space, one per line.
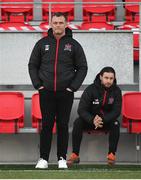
99, 66, 116, 77
51, 12, 67, 21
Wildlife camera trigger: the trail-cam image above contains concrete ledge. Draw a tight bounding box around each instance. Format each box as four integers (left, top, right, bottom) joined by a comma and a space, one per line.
18, 127, 128, 133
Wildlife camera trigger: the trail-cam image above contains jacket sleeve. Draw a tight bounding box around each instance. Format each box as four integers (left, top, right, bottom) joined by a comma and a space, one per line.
102, 88, 122, 123
68, 42, 88, 91
77, 86, 95, 125
28, 41, 42, 90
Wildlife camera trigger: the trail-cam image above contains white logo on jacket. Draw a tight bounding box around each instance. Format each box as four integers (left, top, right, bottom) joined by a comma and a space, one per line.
93, 99, 99, 104
45, 45, 50, 51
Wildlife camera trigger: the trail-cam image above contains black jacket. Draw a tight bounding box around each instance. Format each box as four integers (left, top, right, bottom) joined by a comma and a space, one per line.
78, 73, 122, 125
28, 28, 87, 91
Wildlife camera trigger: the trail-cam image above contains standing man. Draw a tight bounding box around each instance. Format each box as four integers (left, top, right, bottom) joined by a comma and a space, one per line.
67, 67, 122, 166
28, 12, 87, 169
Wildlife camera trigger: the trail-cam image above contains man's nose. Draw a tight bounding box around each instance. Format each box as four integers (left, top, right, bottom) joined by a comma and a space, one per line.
107, 79, 111, 83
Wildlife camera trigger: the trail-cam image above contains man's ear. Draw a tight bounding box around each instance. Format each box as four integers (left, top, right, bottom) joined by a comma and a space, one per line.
100, 75, 102, 80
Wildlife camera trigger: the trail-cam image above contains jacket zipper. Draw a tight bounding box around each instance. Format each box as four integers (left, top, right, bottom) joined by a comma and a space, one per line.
100, 90, 107, 115
54, 39, 60, 92
102, 90, 107, 106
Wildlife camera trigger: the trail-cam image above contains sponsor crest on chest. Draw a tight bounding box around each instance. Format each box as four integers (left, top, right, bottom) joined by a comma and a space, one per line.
64, 43, 72, 52
108, 97, 114, 104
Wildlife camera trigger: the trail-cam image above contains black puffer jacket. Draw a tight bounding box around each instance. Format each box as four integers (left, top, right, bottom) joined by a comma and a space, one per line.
78, 73, 122, 125
28, 28, 87, 91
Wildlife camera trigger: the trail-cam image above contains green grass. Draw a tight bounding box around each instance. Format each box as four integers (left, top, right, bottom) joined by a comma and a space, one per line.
0, 165, 141, 179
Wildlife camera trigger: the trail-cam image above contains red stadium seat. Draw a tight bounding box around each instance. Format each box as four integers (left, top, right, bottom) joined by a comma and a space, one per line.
125, 0, 140, 22
0, 92, 24, 133
31, 93, 56, 133
80, 22, 114, 30
42, 0, 74, 22
1, 0, 33, 22
122, 92, 141, 133
83, 0, 116, 22
118, 22, 139, 62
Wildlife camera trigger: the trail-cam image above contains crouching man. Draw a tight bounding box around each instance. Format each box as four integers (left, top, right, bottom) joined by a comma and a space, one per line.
67, 67, 122, 166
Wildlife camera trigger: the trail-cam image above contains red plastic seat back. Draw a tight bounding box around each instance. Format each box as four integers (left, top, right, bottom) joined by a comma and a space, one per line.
42, 0, 74, 21
122, 92, 141, 133
0, 92, 24, 133
83, 0, 115, 8
125, 0, 140, 12
125, 0, 140, 22
32, 93, 56, 133
83, 0, 116, 22
122, 92, 141, 119
1, 0, 33, 22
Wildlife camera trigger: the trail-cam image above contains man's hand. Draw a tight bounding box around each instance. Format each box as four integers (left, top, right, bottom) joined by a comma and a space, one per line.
93, 115, 103, 129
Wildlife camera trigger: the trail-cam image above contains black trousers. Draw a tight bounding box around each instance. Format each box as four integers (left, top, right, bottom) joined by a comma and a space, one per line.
39, 88, 74, 161
72, 117, 120, 155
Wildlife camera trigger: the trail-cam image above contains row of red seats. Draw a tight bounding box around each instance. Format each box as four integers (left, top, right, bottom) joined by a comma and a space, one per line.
0, 91, 141, 134
0, 0, 116, 23
0, 92, 56, 134
1, 0, 140, 23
